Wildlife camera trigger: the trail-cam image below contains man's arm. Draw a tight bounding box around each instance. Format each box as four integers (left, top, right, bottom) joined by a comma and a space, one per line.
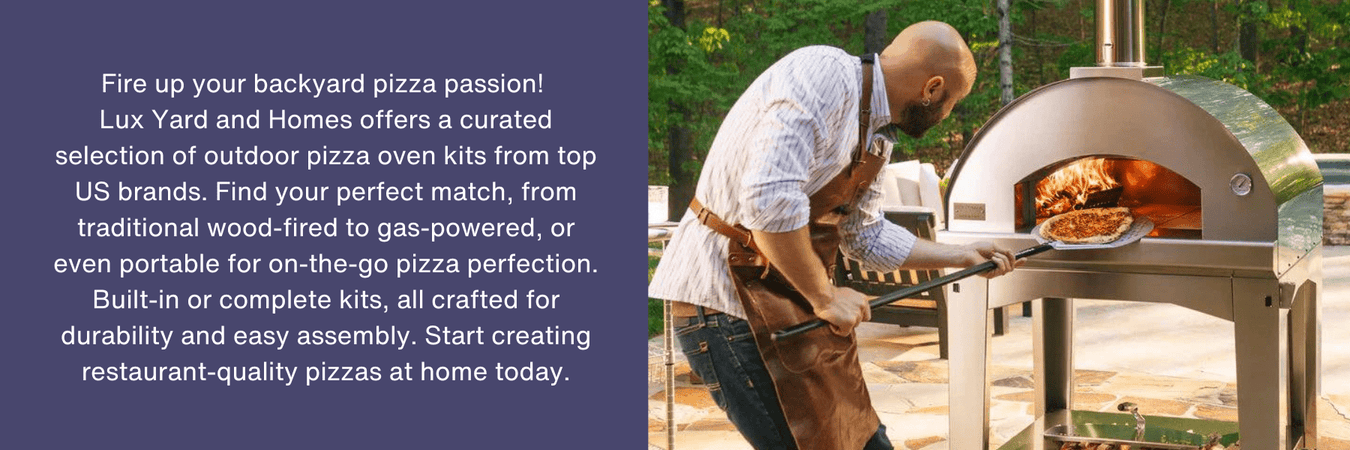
834, 180, 1017, 278
750, 228, 871, 335
751, 229, 1018, 336
901, 239, 1018, 278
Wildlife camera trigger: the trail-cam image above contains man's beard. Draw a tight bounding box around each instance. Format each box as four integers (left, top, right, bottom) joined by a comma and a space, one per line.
895, 99, 944, 139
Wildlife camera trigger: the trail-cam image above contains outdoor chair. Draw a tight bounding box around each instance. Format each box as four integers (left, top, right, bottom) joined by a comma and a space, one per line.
833, 160, 1010, 360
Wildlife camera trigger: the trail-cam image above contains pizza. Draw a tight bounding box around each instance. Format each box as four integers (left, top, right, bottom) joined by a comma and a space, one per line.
1038, 207, 1134, 244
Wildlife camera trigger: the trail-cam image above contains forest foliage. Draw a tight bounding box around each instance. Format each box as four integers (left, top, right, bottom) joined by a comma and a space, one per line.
648, 0, 1350, 193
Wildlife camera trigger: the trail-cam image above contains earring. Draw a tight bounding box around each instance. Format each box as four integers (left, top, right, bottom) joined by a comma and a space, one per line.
922, 98, 931, 107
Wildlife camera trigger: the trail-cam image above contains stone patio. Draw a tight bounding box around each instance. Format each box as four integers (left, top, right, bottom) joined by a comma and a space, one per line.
648, 246, 1350, 449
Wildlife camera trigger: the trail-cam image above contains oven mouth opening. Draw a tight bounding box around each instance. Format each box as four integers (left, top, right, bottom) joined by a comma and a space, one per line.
1014, 156, 1202, 239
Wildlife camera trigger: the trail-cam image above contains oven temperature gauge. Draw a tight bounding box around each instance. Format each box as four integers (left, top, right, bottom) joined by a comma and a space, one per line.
1230, 173, 1253, 196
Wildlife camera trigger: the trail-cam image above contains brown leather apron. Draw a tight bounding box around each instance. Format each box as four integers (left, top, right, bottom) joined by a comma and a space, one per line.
690, 55, 886, 450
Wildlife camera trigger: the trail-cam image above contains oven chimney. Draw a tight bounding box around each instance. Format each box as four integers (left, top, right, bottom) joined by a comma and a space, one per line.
1070, 0, 1163, 79
1096, 0, 1146, 66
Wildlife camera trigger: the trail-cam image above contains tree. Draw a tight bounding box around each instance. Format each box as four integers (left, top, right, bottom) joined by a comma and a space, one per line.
1236, 0, 1264, 65
864, 8, 888, 54
999, 0, 1014, 106
1264, 0, 1350, 132
649, 0, 733, 220
1155, 0, 1173, 54
650, 0, 1350, 181
1211, 0, 1220, 53
661, 0, 695, 221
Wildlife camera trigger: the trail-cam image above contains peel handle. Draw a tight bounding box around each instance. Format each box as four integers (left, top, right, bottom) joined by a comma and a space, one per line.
770, 243, 1054, 342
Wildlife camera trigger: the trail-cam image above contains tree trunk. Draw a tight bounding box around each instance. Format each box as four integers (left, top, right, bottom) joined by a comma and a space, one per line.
1157, 0, 1172, 57
1239, 20, 1259, 67
957, 102, 973, 149
1290, 25, 1307, 132
1031, 7, 1042, 86
864, 8, 888, 55
1211, 0, 1219, 53
998, 0, 1014, 106
1291, 25, 1307, 60
1237, 0, 1259, 67
662, 0, 697, 220
1080, 0, 1087, 41
663, 0, 685, 35
666, 124, 696, 220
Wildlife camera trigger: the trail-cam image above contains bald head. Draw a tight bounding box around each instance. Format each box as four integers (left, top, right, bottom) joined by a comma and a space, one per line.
878, 21, 977, 137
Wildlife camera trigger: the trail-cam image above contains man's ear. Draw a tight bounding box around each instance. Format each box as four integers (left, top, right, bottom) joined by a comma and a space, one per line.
923, 76, 945, 102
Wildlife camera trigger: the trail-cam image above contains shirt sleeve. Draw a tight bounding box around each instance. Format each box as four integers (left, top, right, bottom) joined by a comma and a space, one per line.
739, 57, 853, 233
839, 145, 918, 272
738, 99, 814, 232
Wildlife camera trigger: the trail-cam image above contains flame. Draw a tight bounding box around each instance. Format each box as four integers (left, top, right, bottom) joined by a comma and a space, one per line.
1035, 158, 1120, 218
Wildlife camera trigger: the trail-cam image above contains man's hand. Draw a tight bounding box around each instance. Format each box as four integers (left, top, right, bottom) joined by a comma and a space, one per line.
959, 241, 1020, 278
751, 228, 871, 336
811, 286, 870, 336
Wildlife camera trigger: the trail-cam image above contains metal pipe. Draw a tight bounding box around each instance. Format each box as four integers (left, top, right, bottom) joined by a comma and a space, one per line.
1118, 402, 1146, 441
665, 298, 675, 450
1095, 0, 1147, 66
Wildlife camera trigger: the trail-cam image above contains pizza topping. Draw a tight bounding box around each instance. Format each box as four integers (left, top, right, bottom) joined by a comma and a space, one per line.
1046, 209, 1128, 239
1039, 207, 1134, 244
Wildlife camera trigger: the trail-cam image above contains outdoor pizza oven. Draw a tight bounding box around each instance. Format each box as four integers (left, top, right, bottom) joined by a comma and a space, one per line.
934, 0, 1324, 449
946, 73, 1323, 260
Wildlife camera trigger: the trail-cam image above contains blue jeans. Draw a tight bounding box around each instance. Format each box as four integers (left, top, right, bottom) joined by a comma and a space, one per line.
674, 308, 892, 450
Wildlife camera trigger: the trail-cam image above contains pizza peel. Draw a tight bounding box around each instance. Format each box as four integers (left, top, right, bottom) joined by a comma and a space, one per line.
770, 215, 1154, 341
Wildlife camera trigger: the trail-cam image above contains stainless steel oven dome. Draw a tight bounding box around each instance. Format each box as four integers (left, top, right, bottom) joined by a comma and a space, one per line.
944, 75, 1322, 276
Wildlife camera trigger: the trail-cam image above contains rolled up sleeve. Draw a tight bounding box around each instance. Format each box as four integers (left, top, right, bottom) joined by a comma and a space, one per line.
839, 166, 917, 272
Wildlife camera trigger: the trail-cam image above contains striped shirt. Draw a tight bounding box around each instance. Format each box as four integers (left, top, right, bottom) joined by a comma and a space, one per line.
649, 46, 918, 319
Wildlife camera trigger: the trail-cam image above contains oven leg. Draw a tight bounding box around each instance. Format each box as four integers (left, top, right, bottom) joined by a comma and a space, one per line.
1034, 297, 1074, 445
1289, 275, 1320, 449
948, 278, 991, 450
1232, 278, 1290, 450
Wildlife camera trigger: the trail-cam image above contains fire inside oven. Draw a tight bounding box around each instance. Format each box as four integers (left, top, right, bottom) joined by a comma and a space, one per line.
1013, 156, 1201, 239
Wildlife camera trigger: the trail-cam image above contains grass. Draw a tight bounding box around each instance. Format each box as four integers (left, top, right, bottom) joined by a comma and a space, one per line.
649, 297, 665, 337
648, 253, 664, 337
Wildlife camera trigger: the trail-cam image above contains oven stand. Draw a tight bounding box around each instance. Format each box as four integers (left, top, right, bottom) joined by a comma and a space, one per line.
945, 262, 1320, 450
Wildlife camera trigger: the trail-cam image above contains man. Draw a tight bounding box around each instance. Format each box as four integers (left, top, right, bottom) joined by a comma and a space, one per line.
649, 21, 1019, 450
